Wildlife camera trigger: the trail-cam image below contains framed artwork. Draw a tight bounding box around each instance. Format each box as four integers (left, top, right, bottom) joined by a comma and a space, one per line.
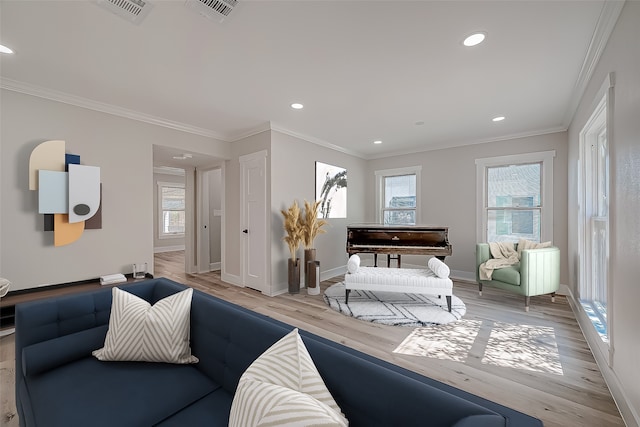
315, 161, 347, 218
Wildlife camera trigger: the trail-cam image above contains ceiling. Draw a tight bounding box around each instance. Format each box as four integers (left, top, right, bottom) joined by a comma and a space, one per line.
0, 1, 617, 159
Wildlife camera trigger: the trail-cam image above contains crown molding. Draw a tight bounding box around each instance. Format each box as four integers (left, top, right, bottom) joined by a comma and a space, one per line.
562, 0, 625, 127
365, 126, 568, 160
227, 122, 272, 142
269, 121, 366, 159
0, 77, 229, 141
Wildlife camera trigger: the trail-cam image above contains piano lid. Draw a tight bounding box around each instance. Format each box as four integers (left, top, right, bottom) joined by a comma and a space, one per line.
347, 223, 448, 231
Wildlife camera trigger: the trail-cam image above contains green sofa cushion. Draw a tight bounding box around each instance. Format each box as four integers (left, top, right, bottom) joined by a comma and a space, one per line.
491, 264, 520, 286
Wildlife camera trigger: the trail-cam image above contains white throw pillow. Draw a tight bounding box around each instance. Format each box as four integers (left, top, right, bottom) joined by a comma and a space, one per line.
230, 379, 347, 427
228, 329, 347, 427
92, 287, 198, 364
428, 257, 450, 279
347, 254, 360, 274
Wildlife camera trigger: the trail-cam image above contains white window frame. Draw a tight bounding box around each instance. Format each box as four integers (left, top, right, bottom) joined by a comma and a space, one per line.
158, 181, 186, 239
375, 166, 422, 224
475, 151, 555, 243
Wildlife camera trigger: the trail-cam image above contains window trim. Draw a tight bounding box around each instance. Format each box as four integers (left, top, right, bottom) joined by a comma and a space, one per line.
475, 151, 555, 243
157, 181, 186, 239
375, 166, 422, 224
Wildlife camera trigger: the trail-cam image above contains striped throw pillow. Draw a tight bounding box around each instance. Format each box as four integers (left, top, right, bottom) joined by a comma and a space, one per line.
229, 329, 347, 427
230, 379, 347, 427
92, 287, 198, 364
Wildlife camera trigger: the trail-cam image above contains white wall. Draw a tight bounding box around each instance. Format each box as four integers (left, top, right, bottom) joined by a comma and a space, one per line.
0, 90, 229, 290
366, 132, 569, 283
270, 131, 368, 294
153, 172, 185, 252
567, 2, 640, 425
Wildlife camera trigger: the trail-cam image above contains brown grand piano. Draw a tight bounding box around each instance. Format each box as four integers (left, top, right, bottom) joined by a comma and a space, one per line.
346, 224, 452, 267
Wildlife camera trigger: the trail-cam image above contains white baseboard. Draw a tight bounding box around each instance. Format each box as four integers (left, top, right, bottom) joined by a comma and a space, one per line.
221, 271, 242, 287
154, 245, 185, 253
565, 287, 639, 427
209, 262, 221, 271
450, 270, 476, 283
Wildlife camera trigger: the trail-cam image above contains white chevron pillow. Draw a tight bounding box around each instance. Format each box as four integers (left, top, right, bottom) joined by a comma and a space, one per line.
229, 329, 347, 427
230, 379, 347, 427
92, 287, 198, 364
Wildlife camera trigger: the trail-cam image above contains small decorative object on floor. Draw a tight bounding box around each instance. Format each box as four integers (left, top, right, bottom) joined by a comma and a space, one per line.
100, 273, 127, 285
281, 200, 303, 294
323, 282, 465, 327
306, 260, 320, 295
299, 200, 327, 283
132, 263, 147, 279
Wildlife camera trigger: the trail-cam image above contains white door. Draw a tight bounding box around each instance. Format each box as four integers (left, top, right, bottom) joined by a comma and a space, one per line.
240, 150, 268, 293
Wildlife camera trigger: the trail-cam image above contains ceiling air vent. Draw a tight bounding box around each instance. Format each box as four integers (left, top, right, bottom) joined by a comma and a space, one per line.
184, 0, 239, 22
94, 0, 153, 25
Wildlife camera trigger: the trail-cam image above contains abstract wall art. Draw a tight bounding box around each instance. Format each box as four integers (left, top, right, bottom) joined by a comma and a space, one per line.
29, 140, 102, 246
315, 161, 347, 219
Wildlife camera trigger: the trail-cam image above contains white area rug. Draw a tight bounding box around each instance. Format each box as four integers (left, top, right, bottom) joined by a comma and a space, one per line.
323, 282, 466, 327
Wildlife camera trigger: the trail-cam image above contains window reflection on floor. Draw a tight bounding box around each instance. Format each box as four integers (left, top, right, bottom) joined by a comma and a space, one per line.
393, 319, 564, 375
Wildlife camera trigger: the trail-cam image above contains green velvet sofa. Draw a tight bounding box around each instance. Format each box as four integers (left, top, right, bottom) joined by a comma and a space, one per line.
476, 243, 560, 311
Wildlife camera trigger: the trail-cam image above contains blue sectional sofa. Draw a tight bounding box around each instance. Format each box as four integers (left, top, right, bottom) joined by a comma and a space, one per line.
15, 278, 543, 427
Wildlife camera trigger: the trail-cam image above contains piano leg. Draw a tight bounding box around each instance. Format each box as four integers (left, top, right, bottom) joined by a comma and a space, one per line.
387, 254, 401, 268
446, 295, 452, 312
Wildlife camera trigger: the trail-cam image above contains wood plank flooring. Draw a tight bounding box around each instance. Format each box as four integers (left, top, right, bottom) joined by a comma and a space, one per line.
0, 251, 625, 426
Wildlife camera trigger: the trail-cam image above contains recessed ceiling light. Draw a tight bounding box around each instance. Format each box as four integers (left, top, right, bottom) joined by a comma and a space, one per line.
373, 140, 382, 145
492, 116, 505, 122
463, 32, 486, 47
0, 44, 14, 54
291, 103, 304, 110
415, 121, 425, 126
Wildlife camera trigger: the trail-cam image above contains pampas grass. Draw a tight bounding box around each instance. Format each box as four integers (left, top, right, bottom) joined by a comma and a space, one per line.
300, 200, 328, 249
281, 201, 303, 260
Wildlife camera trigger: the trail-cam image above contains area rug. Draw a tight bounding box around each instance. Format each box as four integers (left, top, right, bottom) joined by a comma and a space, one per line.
323, 282, 466, 327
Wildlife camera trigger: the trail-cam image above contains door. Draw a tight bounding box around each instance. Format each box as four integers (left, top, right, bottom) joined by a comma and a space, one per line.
240, 150, 268, 293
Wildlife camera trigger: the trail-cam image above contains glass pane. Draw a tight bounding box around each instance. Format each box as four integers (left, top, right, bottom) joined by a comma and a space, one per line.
162, 210, 185, 234
384, 210, 415, 225
384, 175, 416, 209
487, 209, 540, 242
487, 163, 541, 208
161, 187, 185, 210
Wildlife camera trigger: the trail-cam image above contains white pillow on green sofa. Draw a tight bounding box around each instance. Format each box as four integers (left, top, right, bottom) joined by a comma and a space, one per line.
229, 328, 347, 427
92, 287, 198, 364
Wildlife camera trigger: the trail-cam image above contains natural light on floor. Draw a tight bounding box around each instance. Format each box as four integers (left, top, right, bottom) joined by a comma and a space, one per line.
394, 320, 564, 375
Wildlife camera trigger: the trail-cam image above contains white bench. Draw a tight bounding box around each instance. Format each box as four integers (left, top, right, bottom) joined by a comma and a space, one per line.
344, 256, 454, 312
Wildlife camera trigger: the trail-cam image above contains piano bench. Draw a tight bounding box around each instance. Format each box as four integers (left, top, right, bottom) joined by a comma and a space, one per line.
344, 266, 453, 312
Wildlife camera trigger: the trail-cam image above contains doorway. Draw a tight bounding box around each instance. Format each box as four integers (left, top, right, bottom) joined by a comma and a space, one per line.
152, 145, 223, 276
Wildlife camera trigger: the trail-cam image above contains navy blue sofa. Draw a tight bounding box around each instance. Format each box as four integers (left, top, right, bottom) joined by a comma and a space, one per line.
15, 278, 543, 427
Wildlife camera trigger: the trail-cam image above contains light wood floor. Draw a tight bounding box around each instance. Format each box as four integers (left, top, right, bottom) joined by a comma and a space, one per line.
0, 251, 625, 427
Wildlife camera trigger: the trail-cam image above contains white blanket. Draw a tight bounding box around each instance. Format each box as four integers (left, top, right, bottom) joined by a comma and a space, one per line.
479, 242, 519, 280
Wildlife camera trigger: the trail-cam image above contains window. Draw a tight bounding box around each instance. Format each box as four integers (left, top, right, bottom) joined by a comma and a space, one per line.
578, 75, 612, 351
476, 151, 554, 243
158, 182, 185, 238
375, 166, 421, 225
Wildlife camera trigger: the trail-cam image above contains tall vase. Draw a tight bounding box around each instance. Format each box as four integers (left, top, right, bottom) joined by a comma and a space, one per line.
288, 258, 300, 294
304, 248, 316, 286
